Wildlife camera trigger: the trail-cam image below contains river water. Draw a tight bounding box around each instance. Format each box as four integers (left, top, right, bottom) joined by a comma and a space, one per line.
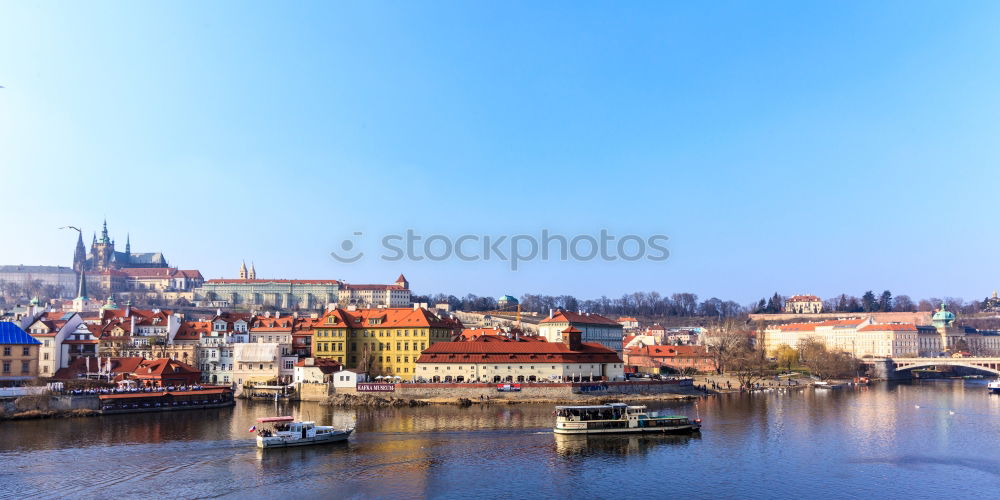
2, 380, 1000, 499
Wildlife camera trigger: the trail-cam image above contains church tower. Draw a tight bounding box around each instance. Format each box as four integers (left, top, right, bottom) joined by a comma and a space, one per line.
124, 233, 131, 265
239, 261, 248, 280
73, 232, 87, 272
92, 219, 116, 271
249, 262, 257, 280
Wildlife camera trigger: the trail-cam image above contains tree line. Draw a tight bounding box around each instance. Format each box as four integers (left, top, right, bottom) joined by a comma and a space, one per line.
752, 290, 985, 315
412, 292, 746, 318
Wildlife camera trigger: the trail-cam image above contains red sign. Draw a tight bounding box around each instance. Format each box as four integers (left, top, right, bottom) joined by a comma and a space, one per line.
357, 383, 396, 392
496, 383, 522, 392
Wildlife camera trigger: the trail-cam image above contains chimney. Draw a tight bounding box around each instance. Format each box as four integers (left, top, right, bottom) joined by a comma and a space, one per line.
549, 308, 553, 319
216, 308, 222, 317
275, 311, 280, 319
562, 327, 582, 351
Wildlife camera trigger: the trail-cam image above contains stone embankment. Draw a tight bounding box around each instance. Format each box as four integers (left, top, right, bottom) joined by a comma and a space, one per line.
0, 394, 101, 421
321, 393, 429, 408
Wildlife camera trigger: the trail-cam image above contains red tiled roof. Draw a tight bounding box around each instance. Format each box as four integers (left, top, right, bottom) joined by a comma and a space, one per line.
787, 295, 821, 302
341, 284, 406, 291
858, 323, 917, 332
816, 318, 866, 327
251, 317, 295, 332
316, 307, 458, 330
417, 339, 621, 365
776, 323, 818, 332
53, 356, 146, 379
133, 358, 199, 377
539, 310, 621, 326
627, 345, 709, 358
176, 321, 211, 340
205, 279, 341, 285
459, 328, 506, 339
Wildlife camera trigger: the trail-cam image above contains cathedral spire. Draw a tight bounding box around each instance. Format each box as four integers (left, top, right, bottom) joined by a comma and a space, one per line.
101, 219, 110, 244
73, 231, 86, 272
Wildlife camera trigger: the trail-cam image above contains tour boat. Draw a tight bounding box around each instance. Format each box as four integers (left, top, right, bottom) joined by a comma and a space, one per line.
553, 403, 701, 435
987, 380, 1000, 394
253, 416, 353, 448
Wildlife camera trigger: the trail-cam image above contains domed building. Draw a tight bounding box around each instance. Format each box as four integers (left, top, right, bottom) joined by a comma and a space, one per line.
497, 295, 518, 309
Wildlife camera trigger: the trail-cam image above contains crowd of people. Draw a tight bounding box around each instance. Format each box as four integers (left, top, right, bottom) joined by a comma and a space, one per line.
67, 384, 209, 395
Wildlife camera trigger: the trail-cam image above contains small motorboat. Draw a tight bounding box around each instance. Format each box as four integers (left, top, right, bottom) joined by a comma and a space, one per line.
987, 380, 1000, 394
253, 416, 353, 449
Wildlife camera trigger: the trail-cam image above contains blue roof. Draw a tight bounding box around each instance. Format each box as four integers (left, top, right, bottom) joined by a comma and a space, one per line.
0, 322, 41, 345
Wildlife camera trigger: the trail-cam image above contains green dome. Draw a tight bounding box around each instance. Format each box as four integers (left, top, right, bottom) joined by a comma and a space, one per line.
498, 295, 518, 304
932, 303, 955, 322
101, 296, 119, 310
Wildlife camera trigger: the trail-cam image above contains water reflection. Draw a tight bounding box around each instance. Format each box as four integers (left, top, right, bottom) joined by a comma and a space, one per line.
554, 432, 700, 456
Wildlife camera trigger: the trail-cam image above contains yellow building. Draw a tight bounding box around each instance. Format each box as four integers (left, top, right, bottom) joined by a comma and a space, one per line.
312, 307, 462, 379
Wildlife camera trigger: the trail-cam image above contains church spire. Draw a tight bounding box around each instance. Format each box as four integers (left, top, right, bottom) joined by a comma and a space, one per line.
240, 261, 248, 280
73, 231, 86, 272
249, 262, 256, 280
125, 233, 131, 262
76, 270, 88, 300
101, 219, 109, 243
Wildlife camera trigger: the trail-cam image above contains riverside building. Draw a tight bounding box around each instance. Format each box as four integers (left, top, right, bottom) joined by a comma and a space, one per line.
311, 306, 463, 378
415, 327, 625, 383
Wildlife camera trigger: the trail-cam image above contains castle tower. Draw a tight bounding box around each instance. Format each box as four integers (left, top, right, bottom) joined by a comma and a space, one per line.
396, 274, 409, 289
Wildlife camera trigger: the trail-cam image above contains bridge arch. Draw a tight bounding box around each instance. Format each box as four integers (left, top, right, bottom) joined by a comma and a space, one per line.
893, 360, 1000, 376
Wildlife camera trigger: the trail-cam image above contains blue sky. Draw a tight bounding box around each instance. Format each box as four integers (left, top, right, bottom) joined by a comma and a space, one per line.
1, 1, 998, 304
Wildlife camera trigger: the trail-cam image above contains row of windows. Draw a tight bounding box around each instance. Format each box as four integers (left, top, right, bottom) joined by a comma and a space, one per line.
316, 329, 441, 338
316, 342, 428, 352
1, 347, 31, 357
1, 361, 30, 373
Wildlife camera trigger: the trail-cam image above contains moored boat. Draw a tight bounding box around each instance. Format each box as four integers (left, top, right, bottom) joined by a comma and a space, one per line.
553, 403, 701, 435
987, 380, 1000, 394
253, 416, 353, 448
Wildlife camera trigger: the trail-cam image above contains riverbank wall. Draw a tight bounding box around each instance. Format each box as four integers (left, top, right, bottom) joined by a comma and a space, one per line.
383, 380, 700, 402
0, 394, 100, 420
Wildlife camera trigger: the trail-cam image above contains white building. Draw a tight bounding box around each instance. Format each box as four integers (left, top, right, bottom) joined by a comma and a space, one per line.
25, 311, 83, 376
416, 329, 625, 383
538, 310, 624, 354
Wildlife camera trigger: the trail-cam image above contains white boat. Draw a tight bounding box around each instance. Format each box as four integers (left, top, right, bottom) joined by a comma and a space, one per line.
987, 380, 1000, 394
553, 403, 701, 435
254, 416, 353, 449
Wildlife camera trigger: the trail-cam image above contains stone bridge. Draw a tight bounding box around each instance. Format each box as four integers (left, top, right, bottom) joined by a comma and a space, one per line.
863, 357, 1000, 379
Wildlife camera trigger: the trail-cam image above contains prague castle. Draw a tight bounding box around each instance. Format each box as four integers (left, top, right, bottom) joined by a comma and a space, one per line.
73, 220, 169, 273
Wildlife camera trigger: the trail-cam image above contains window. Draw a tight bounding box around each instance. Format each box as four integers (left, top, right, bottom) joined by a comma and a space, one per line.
2, 347, 8, 356
284, 361, 293, 370
22, 347, 29, 356
44, 340, 50, 347
43, 352, 50, 361
1, 362, 9, 373
21, 361, 29, 373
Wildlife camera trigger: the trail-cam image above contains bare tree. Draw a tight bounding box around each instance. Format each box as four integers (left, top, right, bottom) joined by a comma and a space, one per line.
704, 319, 753, 374
730, 345, 772, 390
